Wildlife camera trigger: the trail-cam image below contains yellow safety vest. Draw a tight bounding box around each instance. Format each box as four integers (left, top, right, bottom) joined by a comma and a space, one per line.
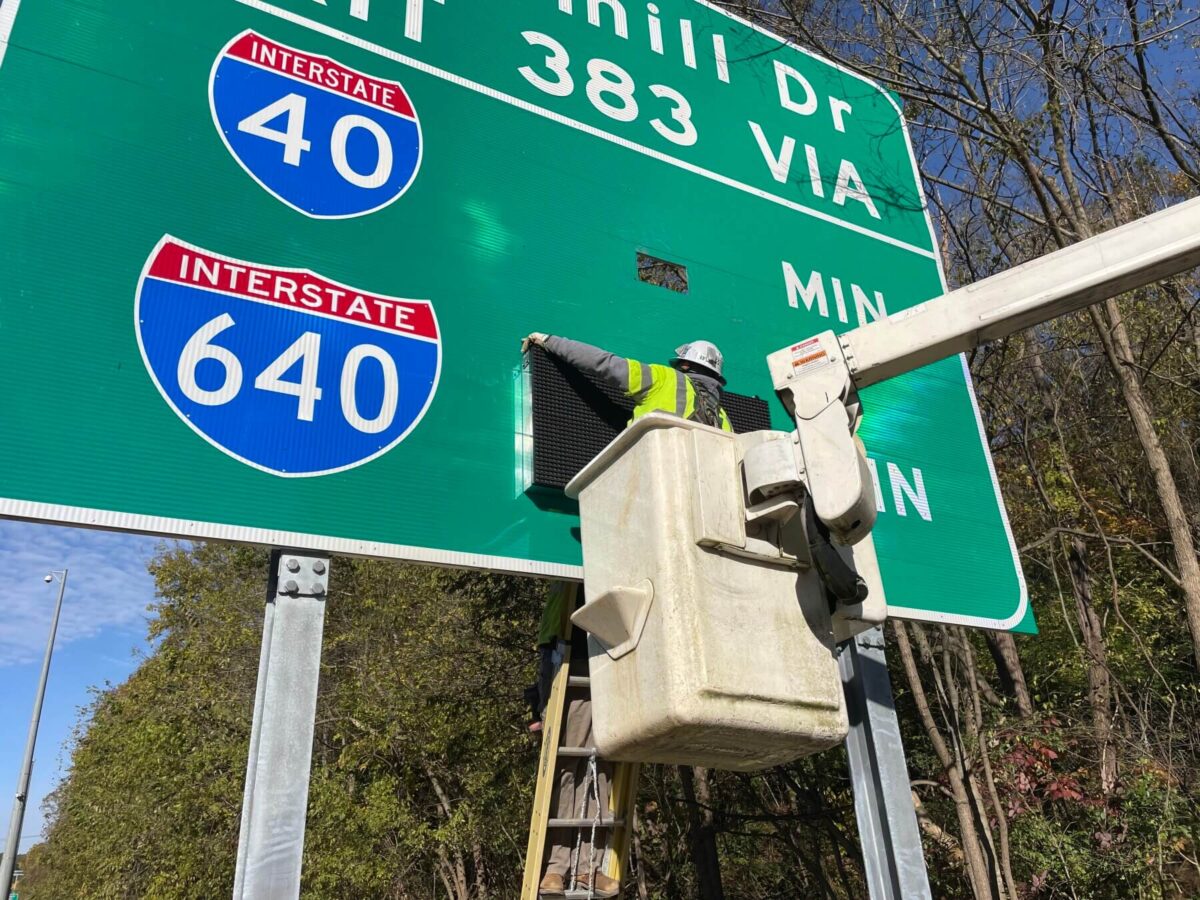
625, 361, 732, 432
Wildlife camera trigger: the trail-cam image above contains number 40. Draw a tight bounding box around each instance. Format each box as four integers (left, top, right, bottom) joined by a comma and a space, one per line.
237, 93, 396, 189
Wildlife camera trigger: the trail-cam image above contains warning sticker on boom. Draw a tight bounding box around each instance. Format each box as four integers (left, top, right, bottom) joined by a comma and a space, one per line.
789, 337, 830, 373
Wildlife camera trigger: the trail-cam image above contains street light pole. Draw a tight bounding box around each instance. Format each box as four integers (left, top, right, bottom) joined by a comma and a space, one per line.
1, 569, 68, 897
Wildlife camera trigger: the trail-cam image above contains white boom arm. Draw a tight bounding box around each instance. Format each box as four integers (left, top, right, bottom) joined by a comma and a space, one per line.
768, 197, 1200, 545
846, 196, 1200, 388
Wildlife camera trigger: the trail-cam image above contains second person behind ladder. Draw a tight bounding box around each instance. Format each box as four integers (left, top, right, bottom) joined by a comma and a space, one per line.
523, 333, 734, 431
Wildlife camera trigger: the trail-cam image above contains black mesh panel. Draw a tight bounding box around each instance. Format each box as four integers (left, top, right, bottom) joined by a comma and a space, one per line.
526, 345, 773, 491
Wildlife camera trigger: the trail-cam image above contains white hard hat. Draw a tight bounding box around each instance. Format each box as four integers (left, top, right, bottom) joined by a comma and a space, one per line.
671, 340, 725, 384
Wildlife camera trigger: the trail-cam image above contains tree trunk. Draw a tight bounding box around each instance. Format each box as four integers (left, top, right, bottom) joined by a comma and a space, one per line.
471, 841, 488, 900
1087, 299, 1200, 665
983, 632, 1034, 717
1021, 326, 1121, 791
929, 629, 1005, 898
425, 765, 470, 899
631, 810, 651, 900
678, 766, 724, 900
1065, 538, 1118, 792
1035, 38, 1200, 667
893, 622, 998, 899
911, 790, 965, 863
957, 631, 1020, 898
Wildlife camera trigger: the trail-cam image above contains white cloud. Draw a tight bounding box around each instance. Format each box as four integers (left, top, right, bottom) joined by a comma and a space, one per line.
0, 522, 168, 667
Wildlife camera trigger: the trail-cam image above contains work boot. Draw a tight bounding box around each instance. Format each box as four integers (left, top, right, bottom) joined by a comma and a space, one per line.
538, 871, 566, 896
576, 870, 619, 898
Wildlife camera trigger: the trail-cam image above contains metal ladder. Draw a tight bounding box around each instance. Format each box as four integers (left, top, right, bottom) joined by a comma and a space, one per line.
521, 585, 639, 899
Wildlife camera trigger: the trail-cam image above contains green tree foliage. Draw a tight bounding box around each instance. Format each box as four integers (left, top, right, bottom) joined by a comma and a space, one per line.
18, 543, 875, 898
19, 544, 266, 898
37, 539, 1197, 898
20, 546, 548, 899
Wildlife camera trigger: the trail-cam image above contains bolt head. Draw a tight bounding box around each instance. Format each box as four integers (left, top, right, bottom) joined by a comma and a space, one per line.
312, 560, 326, 575
285, 559, 301, 573
283, 579, 299, 594
312, 582, 327, 596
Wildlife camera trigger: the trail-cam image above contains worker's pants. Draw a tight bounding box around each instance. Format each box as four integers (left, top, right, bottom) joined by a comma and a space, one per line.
546, 697, 612, 877
536, 640, 567, 720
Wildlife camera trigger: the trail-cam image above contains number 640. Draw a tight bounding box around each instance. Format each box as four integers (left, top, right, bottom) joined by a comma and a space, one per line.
177, 314, 400, 434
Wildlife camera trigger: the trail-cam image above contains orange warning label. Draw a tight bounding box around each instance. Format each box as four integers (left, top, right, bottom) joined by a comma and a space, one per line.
790, 337, 829, 373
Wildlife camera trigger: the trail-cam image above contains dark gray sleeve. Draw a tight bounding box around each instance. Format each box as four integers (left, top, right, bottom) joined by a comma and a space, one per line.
543, 335, 632, 391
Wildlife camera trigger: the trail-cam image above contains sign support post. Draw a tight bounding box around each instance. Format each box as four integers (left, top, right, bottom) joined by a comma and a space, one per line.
233, 550, 330, 900
839, 626, 932, 900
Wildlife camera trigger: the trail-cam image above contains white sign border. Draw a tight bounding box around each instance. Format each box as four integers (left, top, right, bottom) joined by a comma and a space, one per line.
0, 0, 1028, 630
0, 495, 585, 580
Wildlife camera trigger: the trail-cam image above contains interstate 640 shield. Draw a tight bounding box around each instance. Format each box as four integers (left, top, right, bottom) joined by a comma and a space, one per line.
135, 238, 440, 477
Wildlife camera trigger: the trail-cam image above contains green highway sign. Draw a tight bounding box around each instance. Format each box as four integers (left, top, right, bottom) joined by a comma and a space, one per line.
0, 0, 1029, 631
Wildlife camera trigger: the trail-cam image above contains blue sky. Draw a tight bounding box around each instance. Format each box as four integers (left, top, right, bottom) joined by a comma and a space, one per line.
0, 521, 165, 854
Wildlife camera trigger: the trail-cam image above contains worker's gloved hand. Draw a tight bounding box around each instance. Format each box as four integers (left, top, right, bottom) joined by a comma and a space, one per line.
522, 332, 549, 352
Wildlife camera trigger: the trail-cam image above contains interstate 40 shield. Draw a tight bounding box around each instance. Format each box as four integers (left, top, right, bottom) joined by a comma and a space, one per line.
135, 237, 441, 477
210, 30, 422, 218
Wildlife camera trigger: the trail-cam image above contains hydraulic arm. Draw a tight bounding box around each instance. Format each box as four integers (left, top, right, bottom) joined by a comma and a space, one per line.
768, 196, 1200, 545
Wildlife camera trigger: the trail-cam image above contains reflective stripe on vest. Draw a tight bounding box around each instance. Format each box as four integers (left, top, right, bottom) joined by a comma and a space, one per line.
627, 360, 652, 397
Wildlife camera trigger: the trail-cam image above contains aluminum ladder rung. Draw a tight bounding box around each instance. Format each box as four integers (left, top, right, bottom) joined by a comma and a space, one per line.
522, 585, 637, 900
547, 817, 626, 828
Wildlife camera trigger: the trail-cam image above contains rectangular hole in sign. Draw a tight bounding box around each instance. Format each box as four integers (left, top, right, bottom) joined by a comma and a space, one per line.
637, 252, 689, 294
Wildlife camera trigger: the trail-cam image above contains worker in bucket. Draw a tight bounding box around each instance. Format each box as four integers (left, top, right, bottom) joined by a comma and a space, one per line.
521, 334, 731, 898
522, 333, 734, 431
523, 332, 864, 605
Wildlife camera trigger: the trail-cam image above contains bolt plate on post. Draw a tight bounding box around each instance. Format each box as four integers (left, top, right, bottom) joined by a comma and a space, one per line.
275, 552, 330, 598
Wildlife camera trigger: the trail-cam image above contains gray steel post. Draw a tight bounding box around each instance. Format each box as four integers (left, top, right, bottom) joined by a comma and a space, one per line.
840, 626, 932, 900
232, 551, 329, 900
1, 569, 67, 897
